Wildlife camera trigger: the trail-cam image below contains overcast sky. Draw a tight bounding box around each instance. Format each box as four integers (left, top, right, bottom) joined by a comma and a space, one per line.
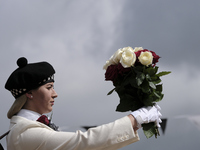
1, 0, 200, 149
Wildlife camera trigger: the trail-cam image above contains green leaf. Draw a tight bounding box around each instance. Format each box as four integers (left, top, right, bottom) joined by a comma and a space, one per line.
140, 80, 150, 93
145, 74, 151, 80
116, 103, 130, 112
107, 88, 115, 95
134, 65, 144, 72
116, 94, 135, 112
142, 123, 157, 138
145, 66, 158, 76
152, 78, 161, 84
153, 91, 161, 98
156, 71, 171, 77
136, 72, 145, 86
150, 75, 161, 83
156, 84, 163, 92
149, 82, 156, 89
153, 90, 164, 102
142, 96, 154, 106
121, 73, 135, 87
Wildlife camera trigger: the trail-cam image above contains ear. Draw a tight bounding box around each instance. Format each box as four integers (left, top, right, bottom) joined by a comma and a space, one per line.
26, 91, 33, 99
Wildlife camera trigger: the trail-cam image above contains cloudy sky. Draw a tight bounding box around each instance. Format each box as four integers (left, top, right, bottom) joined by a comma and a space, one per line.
1, 0, 200, 149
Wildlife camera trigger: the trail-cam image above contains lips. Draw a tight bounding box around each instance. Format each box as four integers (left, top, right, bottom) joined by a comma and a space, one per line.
50, 101, 54, 106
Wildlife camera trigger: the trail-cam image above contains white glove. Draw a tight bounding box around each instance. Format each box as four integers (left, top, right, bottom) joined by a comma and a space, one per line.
131, 104, 162, 128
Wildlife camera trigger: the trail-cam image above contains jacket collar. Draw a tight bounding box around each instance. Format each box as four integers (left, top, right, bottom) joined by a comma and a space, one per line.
9, 115, 53, 131
16, 109, 41, 121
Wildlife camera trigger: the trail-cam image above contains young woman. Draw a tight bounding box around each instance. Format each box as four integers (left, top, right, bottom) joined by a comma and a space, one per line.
4, 57, 161, 150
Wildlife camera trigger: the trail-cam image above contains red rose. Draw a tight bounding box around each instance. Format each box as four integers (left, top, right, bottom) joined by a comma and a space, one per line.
105, 65, 118, 82
105, 63, 131, 82
117, 63, 131, 76
150, 51, 160, 66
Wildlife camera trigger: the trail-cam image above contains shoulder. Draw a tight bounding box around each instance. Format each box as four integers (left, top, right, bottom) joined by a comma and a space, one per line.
7, 116, 54, 150
10, 116, 41, 129
8, 116, 53, 137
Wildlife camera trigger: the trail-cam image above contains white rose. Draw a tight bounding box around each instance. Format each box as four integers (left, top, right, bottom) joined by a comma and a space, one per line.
120, 48, 136, 68
112, 48, 123, 64
108, 55, 115, 65
103, 60, 110, 70
138, 51, 153, 66
122, 46, 134, 52
133, 47, 144, 52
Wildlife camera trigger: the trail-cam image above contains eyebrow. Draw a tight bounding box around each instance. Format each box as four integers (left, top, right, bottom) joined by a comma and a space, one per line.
45, 83, 54, 87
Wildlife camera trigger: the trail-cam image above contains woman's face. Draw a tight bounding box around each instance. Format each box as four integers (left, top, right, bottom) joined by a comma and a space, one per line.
31, 82, 58, 114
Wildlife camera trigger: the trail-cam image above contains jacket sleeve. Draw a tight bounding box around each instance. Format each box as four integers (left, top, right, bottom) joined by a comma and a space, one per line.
8, 116, 140, 150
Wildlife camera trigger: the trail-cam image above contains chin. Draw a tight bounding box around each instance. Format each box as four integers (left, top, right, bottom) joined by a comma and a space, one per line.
44, 108, 53, 114
48, 108, 53, 112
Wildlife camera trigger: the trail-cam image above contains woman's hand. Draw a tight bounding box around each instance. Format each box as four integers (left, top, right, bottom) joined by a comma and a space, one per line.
130, 104, 162, 128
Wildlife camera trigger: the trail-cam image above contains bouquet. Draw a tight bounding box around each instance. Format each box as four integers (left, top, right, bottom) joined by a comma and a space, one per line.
103, 46, 171, 138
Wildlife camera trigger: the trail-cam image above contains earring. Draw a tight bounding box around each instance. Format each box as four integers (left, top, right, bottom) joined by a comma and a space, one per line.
30, 95, 33, 98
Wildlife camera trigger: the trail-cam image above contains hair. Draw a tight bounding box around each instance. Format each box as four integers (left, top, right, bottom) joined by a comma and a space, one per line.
7, 94, 27, 119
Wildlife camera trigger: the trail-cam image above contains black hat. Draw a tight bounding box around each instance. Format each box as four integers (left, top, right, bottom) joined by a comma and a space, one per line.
5, 57, 55, 119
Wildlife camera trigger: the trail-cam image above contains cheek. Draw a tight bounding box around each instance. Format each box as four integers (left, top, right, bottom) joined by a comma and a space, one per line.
42, 94, 51, 104
35, 92, 50, 106
40, 94, 52, 112
38, 89, 50, 99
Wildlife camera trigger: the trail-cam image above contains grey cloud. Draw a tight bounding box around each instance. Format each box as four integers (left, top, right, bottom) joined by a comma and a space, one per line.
1, 0, 200, 150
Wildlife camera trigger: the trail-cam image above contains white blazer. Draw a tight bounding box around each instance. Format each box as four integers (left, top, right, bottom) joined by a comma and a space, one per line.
7, 116, 140, 150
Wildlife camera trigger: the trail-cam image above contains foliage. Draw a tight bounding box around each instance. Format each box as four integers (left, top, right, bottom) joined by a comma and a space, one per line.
107, 65, 171, 138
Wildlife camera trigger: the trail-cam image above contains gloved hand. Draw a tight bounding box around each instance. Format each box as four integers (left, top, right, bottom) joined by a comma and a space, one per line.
131, 104, 162, 128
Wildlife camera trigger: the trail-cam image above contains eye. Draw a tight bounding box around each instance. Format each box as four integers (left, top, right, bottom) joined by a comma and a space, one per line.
46, 85, 53, 90
45, 83, 54, 90
47, 87, 51, 90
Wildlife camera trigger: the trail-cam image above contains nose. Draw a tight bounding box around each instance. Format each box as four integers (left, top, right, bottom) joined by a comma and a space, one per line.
52, 89, 58, 98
